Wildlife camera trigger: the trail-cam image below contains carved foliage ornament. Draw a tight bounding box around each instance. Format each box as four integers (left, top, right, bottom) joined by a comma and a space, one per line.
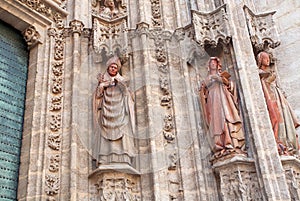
192, 4, 231, 47
18, 0, 67, 22
244, 6, 280, 51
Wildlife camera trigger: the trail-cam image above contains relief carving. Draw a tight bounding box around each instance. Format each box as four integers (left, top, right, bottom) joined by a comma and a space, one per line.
94, 173, 141, 201
69, 20, 84, 35
49, 154, 60, 172
48, 132, 61, 150
50, 114, 62, 132
49, 96, 62, 111
192, 4, 231, 47
92, 0, 127, 20
150, 0, 162, 27
23, 26, 41, 48
45, 174, 60, 195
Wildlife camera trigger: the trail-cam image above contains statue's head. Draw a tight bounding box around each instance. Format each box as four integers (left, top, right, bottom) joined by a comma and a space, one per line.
106, 56, 121, 76
104, 0, 115, 8
208, 57, 222, 72
257, 52, 270, 68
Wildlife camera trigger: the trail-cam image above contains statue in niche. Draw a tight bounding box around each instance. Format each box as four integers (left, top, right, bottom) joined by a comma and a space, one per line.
100, 0, 120, 19
257, 52, 300, 155
199, 57, 245, 159
93, 56, 136, 166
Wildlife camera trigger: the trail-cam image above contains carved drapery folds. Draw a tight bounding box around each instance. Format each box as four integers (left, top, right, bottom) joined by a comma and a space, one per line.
244, 6, 280, 52
192, 4, 231, 48
22, 26, 41, 48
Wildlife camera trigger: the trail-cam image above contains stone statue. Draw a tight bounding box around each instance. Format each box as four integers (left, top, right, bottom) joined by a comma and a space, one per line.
93, 56, 136, 166
100, 0, 119, 19
257, 51, 300, 155
199, 57, 245, 159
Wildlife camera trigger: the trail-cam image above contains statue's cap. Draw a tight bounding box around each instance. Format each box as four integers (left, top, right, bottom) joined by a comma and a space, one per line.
106, 56, 121, 69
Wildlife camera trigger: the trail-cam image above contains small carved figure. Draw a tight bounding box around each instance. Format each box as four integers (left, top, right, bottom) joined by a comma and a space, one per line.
199, 57, 245, 159
100, 0, 119, 19
257, 52, 300, 155
93, 56, 136, 166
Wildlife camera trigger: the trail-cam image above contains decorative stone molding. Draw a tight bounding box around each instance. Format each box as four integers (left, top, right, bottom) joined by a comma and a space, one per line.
192, 4, 231, 48
18, 0, 68, 22
244, 6, 280, 51
22, 25, 41, 49
45, 11, 66, 200
213, 156, 263, 200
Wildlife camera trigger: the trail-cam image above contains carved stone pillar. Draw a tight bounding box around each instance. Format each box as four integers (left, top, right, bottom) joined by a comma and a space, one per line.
282, 157, 300, 200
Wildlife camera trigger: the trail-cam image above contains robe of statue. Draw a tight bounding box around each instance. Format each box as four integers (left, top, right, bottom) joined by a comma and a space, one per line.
260, 69, 300, 154
93, 71, 135, 165
200, 69, 245, 154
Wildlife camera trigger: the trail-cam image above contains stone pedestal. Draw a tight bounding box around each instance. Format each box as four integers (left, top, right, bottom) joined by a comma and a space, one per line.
281, 156, 300, 200
89, 164, 141, 201
213, 156, 263, 200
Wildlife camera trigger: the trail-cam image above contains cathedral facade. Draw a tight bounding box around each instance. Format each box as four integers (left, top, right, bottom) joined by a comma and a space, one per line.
0, 0, 299, 200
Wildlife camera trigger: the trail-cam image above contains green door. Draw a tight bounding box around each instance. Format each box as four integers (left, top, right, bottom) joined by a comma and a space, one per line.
0, 20, 28, 200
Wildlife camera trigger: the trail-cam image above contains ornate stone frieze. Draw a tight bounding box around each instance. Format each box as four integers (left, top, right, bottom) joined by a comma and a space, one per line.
22, 26, 41, 48
18, 0, 67, 22
47, 132, 61, 150
244, 6, 280, 51
192, 4, 231, 47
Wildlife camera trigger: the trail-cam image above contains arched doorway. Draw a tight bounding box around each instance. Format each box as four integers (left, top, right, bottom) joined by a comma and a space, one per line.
0, 20, 28, 200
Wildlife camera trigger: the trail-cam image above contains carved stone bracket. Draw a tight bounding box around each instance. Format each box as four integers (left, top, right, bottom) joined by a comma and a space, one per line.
89, 169, 141, 201
244, 6, 280, 52
281, 156, 300, 200
192, 4, 231, 48
22, 26, 42, 49
213, 156, 263, 200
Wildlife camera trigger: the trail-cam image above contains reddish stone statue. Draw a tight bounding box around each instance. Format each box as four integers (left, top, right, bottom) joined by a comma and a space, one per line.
93, 56, 135, 166
199, 57, 245, 159
258, 52, 300, 155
